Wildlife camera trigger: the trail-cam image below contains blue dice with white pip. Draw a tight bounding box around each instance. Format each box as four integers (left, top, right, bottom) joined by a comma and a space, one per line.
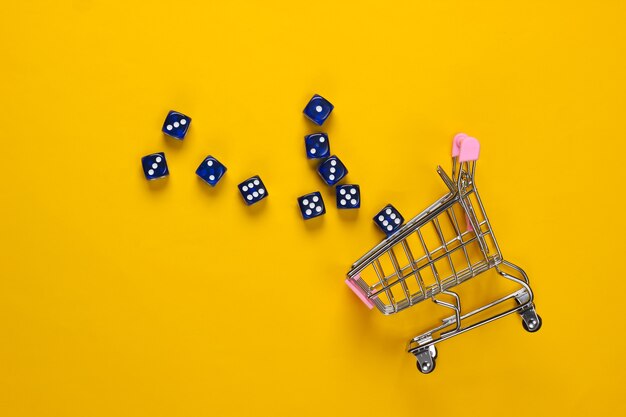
162, 110, 191, 140
336, 184, 360, 209
196, 155, 227, 186
238, 176, 268, 205
374, 204, 404, 236
317, 155, 348, 186
141, 152, 169, 180
297, 191, 326, 220
305, 133, 330, 159
303, 94, 334, 126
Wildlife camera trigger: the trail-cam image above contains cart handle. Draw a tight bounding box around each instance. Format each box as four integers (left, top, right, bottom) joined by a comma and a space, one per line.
453, 133, 480, 162
453, 133, 480, 232
452, 133, 468, 157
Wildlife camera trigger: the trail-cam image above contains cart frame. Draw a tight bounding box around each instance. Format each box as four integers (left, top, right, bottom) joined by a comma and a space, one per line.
345, 134, 541, 373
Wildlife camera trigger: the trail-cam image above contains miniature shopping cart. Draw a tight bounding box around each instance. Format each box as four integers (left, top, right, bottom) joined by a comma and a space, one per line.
345, 134, 541, 374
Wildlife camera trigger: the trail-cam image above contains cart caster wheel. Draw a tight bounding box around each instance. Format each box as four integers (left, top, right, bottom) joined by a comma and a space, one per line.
415, 346, 437, 374
522, 314, 542, 333
417, 358, 436, 374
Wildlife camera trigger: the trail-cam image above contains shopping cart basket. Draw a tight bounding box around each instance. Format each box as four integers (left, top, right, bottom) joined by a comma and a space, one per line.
345, 133, 541, 374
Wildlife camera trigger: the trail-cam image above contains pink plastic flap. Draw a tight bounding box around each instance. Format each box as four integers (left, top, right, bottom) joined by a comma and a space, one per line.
458, 136, 480, 162
452, 133, 468, 157
345, 277, 375, 309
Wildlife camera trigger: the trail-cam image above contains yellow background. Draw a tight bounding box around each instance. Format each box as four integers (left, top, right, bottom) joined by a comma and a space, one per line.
1, 1, 625, 416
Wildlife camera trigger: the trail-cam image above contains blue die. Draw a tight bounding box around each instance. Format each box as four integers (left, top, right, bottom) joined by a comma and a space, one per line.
374, 204, 405, 236
336, 184, 360, 209
196, 156, 227, 186
238, 176, 268, 205
303, 94, 334, 126
304, 133, 330, 159
297, 191, 325, 220
141, 152, 169, 180
162, 110, 191, 140
317, 155, 348, 186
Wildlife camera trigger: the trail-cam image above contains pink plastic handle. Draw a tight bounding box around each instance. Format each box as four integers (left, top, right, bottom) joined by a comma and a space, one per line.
345, 276, 375, 309
458, 136, 480, 162
452, 133, 480, 162
452, 133, 468, 157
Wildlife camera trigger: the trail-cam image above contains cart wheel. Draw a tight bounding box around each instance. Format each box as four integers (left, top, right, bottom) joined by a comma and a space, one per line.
415, 346, 437, 374
522, 314, 542, 333
417, 358, 436, 374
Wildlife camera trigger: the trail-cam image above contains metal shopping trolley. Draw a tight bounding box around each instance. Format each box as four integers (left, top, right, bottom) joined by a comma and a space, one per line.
345, 133, 541, 374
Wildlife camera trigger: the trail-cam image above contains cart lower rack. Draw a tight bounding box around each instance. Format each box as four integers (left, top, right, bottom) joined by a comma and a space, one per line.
345, 134, 541, 374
